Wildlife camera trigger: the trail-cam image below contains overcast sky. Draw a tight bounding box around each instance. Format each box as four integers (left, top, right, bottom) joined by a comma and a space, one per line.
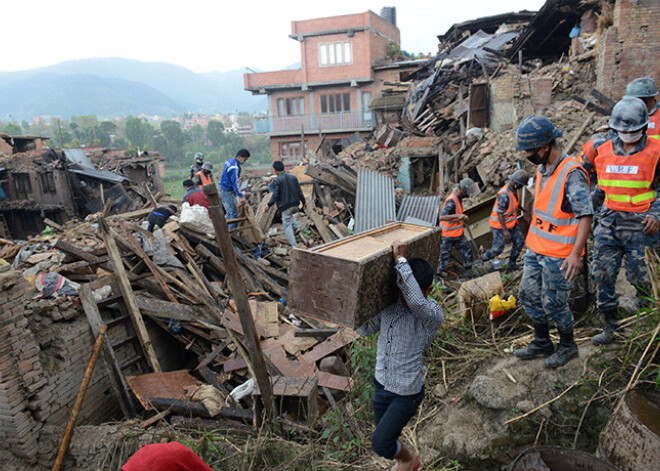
3, 0, 545, 74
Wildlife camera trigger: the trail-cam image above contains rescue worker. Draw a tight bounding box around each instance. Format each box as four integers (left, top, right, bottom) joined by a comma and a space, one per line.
514, 115, 593, 368
436, 177, 480, 276
193, 162, 214, 187
481, 169, 529, 271
220, 149, 250, 229
189, 152, 204, 178
146, 205, 177, 232
578, 127, 616, 186
625, 77, 659, 140
591, 97, 660, 345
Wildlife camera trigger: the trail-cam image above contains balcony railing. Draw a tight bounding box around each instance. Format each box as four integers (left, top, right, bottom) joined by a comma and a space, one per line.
254, 111, 374, 134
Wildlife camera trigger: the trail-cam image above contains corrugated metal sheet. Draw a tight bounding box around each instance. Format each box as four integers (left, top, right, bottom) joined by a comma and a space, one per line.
355, 168, 395, 233
397, 195, 442, 227
70, 168, 128, 183
63, 149, 95, 169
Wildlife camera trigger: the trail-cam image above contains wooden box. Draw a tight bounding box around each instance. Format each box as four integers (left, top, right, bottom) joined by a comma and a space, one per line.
289, 222, 441, 329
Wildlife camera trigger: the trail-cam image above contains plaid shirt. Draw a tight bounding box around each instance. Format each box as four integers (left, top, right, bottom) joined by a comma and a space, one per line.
358, 261, 444, 395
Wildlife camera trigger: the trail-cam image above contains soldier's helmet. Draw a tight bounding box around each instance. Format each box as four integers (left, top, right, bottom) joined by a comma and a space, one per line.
609, 97, 649, 132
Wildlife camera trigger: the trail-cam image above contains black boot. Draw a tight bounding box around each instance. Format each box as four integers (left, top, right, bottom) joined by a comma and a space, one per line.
514, 323, 555, 360
545, 328, 579, 368
592, 310, 618, 345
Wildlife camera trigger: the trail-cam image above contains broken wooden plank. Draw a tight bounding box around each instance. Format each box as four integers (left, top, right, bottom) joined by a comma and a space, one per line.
126, 370, 197, 409
134, 295, 208, 323
304, 199, 335, 244
54, 239, 113, 272
79, 284, 136, 418
235, 249, 288, 298
316, 371, 352, 392
302, 329, 358, 365
100, 217, 161, 372
148, 397, 211, 418
294, 328, 341, 339
44, 218, 64, 232
195, 343, 227, 371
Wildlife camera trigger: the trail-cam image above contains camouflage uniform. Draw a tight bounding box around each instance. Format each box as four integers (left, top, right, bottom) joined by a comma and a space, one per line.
519, 152, 594, 329
437, 198, 474, 273
482, 185, 524, 265
591, 135, 660, 312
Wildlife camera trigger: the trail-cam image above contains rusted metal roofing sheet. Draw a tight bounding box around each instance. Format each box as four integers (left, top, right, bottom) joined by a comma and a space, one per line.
397, 195, 442, 227
355, 168, 395, 233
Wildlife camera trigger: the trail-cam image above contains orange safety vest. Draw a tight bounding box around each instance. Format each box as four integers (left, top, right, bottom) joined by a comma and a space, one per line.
489, 184, 519, 229
595, 138, 660, 213
195, 170, 214, 186
579, 138, 599, 168
439, 192, 464, 238
648, 106, 660, 140
526, 156, 586, 258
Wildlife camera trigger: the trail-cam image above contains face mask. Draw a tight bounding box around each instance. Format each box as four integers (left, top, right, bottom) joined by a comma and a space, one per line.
526, 146, 550, 166
618, 130, 643, 144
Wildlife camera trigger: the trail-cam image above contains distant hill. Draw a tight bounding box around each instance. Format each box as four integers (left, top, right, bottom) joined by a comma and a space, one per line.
0, 58, 268, 120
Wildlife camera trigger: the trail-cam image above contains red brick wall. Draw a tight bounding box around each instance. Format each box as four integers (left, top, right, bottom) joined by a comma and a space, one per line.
596, 0, 660, 99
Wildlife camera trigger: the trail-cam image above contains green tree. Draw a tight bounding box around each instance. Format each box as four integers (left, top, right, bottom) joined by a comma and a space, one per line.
124, 116, 152, 149
160, 120, 185, 147
206, 120, 225, 147
21, 120, 30, 133
1, 122, 22, 136
191, 124, 204, 143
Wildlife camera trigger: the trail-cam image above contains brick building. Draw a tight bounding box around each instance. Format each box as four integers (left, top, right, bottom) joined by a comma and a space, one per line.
244, 8, 401, 163
596, 0, 660, 99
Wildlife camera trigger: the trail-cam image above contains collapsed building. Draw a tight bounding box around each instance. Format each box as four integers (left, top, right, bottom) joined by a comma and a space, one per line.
0, 144, 165, 240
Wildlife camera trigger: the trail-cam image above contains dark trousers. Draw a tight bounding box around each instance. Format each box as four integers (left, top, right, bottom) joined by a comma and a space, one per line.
371, 379, 424, 459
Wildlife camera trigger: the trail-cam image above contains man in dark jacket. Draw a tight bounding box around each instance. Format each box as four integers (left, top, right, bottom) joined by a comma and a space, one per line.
146, 205, 177, 232
267, 161, 305, 247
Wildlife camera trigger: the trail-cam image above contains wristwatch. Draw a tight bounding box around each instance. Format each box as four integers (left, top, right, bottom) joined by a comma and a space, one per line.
396, 256, 407, 264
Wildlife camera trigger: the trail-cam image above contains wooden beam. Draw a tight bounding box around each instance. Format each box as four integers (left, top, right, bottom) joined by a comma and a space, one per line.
99, 217, 161, 372
304, 199, 335, 244
234, 249, 287, 298
202, 183, 274, 423
54, 239, 114, 273
79, 284, 136, 418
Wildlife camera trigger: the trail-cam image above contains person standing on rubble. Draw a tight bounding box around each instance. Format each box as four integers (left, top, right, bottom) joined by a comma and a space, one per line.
436, 177, 480, 276
590, 97, 660, 345
625, 77, 659, 141
193, 162, 215, 187
146, 205, 177, 232
514, 115, 593, 369
267, 160, 305, 247
189, 152, 204, 178
481, 169, 529, 271
182, 179, 209, 209
358, 241, 443, 471
219, 148, 250, 230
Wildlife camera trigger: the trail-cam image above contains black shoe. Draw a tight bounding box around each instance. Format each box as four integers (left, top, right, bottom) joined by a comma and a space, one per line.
592, 310, 618, 345
505, 263, 520, 273
545, 328, 578, 368
514, 323, 555, 359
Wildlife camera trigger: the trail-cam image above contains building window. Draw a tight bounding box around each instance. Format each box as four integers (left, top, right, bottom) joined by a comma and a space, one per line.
13, 173, 32, 199
320, 93, 351, 113
280, 141, 304, 162
39, 172, 56, 194
362, 92, 372, 123
319, 41, 352, 66
277, 97, 306, 116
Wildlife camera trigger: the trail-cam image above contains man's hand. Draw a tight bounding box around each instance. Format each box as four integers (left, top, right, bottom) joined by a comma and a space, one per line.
560, 253, 581, 282
458, 214, 468, 221
239, 197, 247, 205
503, 229, 511, 241
392, 240, 406, 261
642, 216, 660, 235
